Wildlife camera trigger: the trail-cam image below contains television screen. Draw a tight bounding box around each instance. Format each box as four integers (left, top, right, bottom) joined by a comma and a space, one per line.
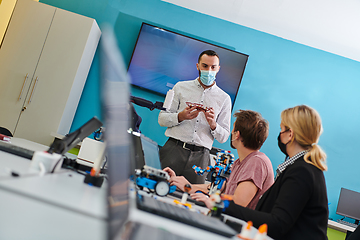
128, 23, 249, 107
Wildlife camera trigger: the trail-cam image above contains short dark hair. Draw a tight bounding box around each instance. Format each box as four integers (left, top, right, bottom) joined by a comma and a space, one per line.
233, 110, 269, 150
198, 50, 219, 63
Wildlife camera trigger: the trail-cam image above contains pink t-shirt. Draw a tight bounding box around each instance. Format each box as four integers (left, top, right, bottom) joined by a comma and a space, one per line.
224, 151, 274, 209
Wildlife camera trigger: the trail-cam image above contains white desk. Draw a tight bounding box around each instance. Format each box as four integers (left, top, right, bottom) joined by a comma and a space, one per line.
0, 137, 77, 178
0, 138, 274, 240
0, 188, 106, 240
0, 138, 107, 240
0, 151, 33, 178
0, 172, 107, 219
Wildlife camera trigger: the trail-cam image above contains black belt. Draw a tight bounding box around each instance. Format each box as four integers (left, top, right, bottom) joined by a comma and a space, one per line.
169, 138, 205, 152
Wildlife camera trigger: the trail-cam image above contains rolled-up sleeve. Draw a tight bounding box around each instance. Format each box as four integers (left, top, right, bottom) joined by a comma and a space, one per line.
211, 95, 231, 143
158, 111, 179, 127
158, 85, 180, 127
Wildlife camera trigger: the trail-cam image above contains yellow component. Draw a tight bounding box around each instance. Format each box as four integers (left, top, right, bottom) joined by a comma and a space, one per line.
173, 199, 192, 209
184, 203, 192, 208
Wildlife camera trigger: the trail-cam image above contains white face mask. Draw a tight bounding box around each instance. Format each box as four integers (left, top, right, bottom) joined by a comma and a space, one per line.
200, 70, 216, 86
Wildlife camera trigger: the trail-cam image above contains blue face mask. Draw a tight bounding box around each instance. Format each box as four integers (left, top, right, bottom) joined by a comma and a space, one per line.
200, 70, 217, 86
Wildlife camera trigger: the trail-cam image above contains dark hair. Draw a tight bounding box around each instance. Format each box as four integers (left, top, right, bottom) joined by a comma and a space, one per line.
233, 110, 269, 150
198, 50, 219, 63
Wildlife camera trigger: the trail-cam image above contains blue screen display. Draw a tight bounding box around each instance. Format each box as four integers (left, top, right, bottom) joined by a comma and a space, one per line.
128, 23, 249, 107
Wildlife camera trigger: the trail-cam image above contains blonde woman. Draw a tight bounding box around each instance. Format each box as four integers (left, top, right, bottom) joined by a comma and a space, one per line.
221, 105, 328, 240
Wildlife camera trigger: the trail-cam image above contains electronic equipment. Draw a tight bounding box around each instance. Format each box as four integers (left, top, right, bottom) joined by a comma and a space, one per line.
127, 23, 248, 108
168, 189, 206, 207
47, 117, 103, 155
0, 116, 102, 160
139, 134, 162, 169
336, 187, 360, 225
132, 133, 237, 237
130, 131, 146, 170
130, 95, 165, 111
136, 193, 237, 237
337, 219, 359, 228
130, 131, 163, 170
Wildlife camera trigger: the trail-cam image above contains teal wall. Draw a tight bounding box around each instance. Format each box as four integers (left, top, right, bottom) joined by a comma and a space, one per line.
40, 0, 360, 221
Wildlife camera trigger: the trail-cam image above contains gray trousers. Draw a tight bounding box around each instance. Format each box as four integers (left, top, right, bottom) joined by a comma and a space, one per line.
159, 138, 210, 184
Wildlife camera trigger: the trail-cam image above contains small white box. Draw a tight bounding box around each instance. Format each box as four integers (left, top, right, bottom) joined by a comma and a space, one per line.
30, 151, 63, 174
77, 138, 105, 167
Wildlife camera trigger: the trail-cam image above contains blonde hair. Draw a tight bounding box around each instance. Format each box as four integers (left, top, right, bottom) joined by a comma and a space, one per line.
281, 105, 327, 171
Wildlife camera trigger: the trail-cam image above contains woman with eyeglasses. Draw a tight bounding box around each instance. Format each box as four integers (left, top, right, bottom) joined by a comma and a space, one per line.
221, 105, 328, 240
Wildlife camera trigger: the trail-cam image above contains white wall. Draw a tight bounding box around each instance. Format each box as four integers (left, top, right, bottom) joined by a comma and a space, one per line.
163, 0, 360, 62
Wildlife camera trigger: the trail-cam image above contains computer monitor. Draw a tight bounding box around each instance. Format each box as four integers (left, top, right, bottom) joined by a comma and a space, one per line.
100, 25, 133, 239
130, 131, 145, 170
47, 117, 103, 155
336, 188, 360, 224
129, 131, 163, 171
140, 134, 162, 169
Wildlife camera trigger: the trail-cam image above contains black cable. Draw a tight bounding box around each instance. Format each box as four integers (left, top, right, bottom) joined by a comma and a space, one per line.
60, 156, 81, 172
61, 156, 108, 178
101, 156, 107, 170
62, 163, 87, 176
50, 155, 64, 173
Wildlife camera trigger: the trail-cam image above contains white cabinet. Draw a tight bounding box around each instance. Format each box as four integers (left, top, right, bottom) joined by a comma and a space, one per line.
0, 0, 101, 146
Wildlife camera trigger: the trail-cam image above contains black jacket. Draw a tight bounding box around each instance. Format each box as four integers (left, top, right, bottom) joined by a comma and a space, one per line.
224, 156, 328, 240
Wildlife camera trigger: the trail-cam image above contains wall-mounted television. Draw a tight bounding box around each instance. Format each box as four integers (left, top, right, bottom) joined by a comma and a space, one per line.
127, 23, 249, 108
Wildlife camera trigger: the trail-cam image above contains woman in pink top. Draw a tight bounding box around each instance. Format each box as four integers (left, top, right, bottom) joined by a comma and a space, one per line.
165, 110, 274, 209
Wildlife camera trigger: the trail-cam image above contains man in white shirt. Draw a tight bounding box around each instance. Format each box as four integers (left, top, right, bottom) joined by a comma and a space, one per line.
158, 50, 231, 184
